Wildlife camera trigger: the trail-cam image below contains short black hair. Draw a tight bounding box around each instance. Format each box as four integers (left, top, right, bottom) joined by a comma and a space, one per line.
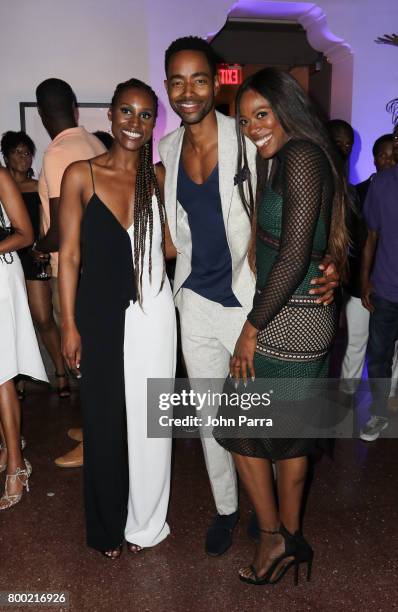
372, 133, 393, 157
326, 119, 354, 141
36, 78, 77, 118
93, 131, 114, 150
1, 130, 36, 159
164, 36, 218, 77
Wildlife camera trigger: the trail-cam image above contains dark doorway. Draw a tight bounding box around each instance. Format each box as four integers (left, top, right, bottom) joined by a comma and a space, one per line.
211, 19, 331, 120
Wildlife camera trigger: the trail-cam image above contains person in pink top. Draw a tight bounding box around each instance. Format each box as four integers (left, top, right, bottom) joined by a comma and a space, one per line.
33, 78, 106, 468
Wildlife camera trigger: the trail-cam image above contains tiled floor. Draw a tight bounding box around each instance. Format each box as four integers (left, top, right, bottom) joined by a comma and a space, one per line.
1, 383, 397, 612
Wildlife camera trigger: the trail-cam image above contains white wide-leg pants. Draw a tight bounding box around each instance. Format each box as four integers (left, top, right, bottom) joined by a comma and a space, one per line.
123, 283, 176, 547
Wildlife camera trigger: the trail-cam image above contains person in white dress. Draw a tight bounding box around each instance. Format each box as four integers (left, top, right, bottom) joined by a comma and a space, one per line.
58, 79, 176, 558
0, 167, 48, 510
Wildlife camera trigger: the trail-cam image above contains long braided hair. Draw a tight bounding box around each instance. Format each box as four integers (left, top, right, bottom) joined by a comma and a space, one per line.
111, 78, 166, 305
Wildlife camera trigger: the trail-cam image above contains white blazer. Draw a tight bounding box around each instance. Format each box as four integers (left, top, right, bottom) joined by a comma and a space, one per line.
158, 111, 257, 311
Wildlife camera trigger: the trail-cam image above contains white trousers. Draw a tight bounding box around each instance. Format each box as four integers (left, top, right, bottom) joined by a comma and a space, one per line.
340, 295, 398, 395
179, 289, 248, 515
123, 282, 176, 547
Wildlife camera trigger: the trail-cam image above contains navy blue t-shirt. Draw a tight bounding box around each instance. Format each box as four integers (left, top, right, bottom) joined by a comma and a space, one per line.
177, 160, 240, 307
364, 164, 398, 302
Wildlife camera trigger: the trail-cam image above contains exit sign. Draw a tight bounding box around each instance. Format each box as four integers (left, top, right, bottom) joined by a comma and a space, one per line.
217, 64, 243, 85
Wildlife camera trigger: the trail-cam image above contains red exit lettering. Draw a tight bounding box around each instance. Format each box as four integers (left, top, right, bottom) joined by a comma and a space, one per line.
217, 65, 243, 86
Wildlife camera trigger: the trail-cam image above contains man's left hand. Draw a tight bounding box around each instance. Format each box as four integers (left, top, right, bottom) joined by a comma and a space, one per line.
309, 258, 339, 305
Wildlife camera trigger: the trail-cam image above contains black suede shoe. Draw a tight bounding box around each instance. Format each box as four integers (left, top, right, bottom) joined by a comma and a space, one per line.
205, 511, 239, 556
247, 511, 259, 542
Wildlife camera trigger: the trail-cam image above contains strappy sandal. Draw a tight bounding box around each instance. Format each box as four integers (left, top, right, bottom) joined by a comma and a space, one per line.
0, 437, 27, 473
126, 542, 144, 554
0, 458, 32, 510
239, 524, 313, 586
55, 372, 71, 398
102, 544, 123, 559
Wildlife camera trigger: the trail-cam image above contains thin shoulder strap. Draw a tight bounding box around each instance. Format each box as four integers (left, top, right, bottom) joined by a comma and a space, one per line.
87, 160, 95, 194
0, 202, 7, 228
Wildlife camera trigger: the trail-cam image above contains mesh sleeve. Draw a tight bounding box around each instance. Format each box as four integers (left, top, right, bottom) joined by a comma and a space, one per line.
248, 140, 330, 331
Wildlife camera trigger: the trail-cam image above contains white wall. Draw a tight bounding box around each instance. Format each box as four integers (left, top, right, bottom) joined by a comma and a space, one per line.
293, 0, 398, 181
0, 0, 397, 180
0, 0, 231, 162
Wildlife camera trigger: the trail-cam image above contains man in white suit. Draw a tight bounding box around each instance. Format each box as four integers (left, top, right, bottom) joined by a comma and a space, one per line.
159, 37, 337, 555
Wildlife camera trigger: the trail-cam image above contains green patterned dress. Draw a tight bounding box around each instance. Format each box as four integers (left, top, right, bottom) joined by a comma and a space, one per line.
217, 139, 338, 460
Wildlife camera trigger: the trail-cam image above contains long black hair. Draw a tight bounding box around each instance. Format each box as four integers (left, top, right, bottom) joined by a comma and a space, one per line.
111, 78, 165, 305
235, 67, 349, 276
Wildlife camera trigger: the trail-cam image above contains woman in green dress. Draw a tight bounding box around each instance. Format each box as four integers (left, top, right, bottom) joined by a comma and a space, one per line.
216, 68, 348, 585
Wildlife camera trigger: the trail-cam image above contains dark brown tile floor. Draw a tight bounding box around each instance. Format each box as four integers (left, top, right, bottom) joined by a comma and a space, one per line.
1, 383, 397, 612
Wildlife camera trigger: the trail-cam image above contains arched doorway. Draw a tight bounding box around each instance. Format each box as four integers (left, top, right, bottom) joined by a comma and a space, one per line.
207, 1, 353, 122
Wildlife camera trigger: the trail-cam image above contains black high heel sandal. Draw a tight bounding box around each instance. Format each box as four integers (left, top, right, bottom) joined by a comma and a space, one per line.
239, 524, 313, 586
293, 529, 314, 584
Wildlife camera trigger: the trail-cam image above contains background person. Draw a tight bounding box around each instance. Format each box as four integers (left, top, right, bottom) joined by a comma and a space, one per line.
92, 130, 114, 150
360, 121, 398, 441
1, 130, 69, 399
340, 133, 397, 398
0, 166, 47, 510
34, 78, 106, 468
326, 119, 354, 173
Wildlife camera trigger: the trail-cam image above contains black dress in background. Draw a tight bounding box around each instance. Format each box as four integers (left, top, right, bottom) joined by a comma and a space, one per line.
18, 191, 44, 281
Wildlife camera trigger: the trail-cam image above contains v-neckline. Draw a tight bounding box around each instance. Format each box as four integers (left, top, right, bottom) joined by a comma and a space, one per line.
89, 193, 134, 233
180, 160, 218, 187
